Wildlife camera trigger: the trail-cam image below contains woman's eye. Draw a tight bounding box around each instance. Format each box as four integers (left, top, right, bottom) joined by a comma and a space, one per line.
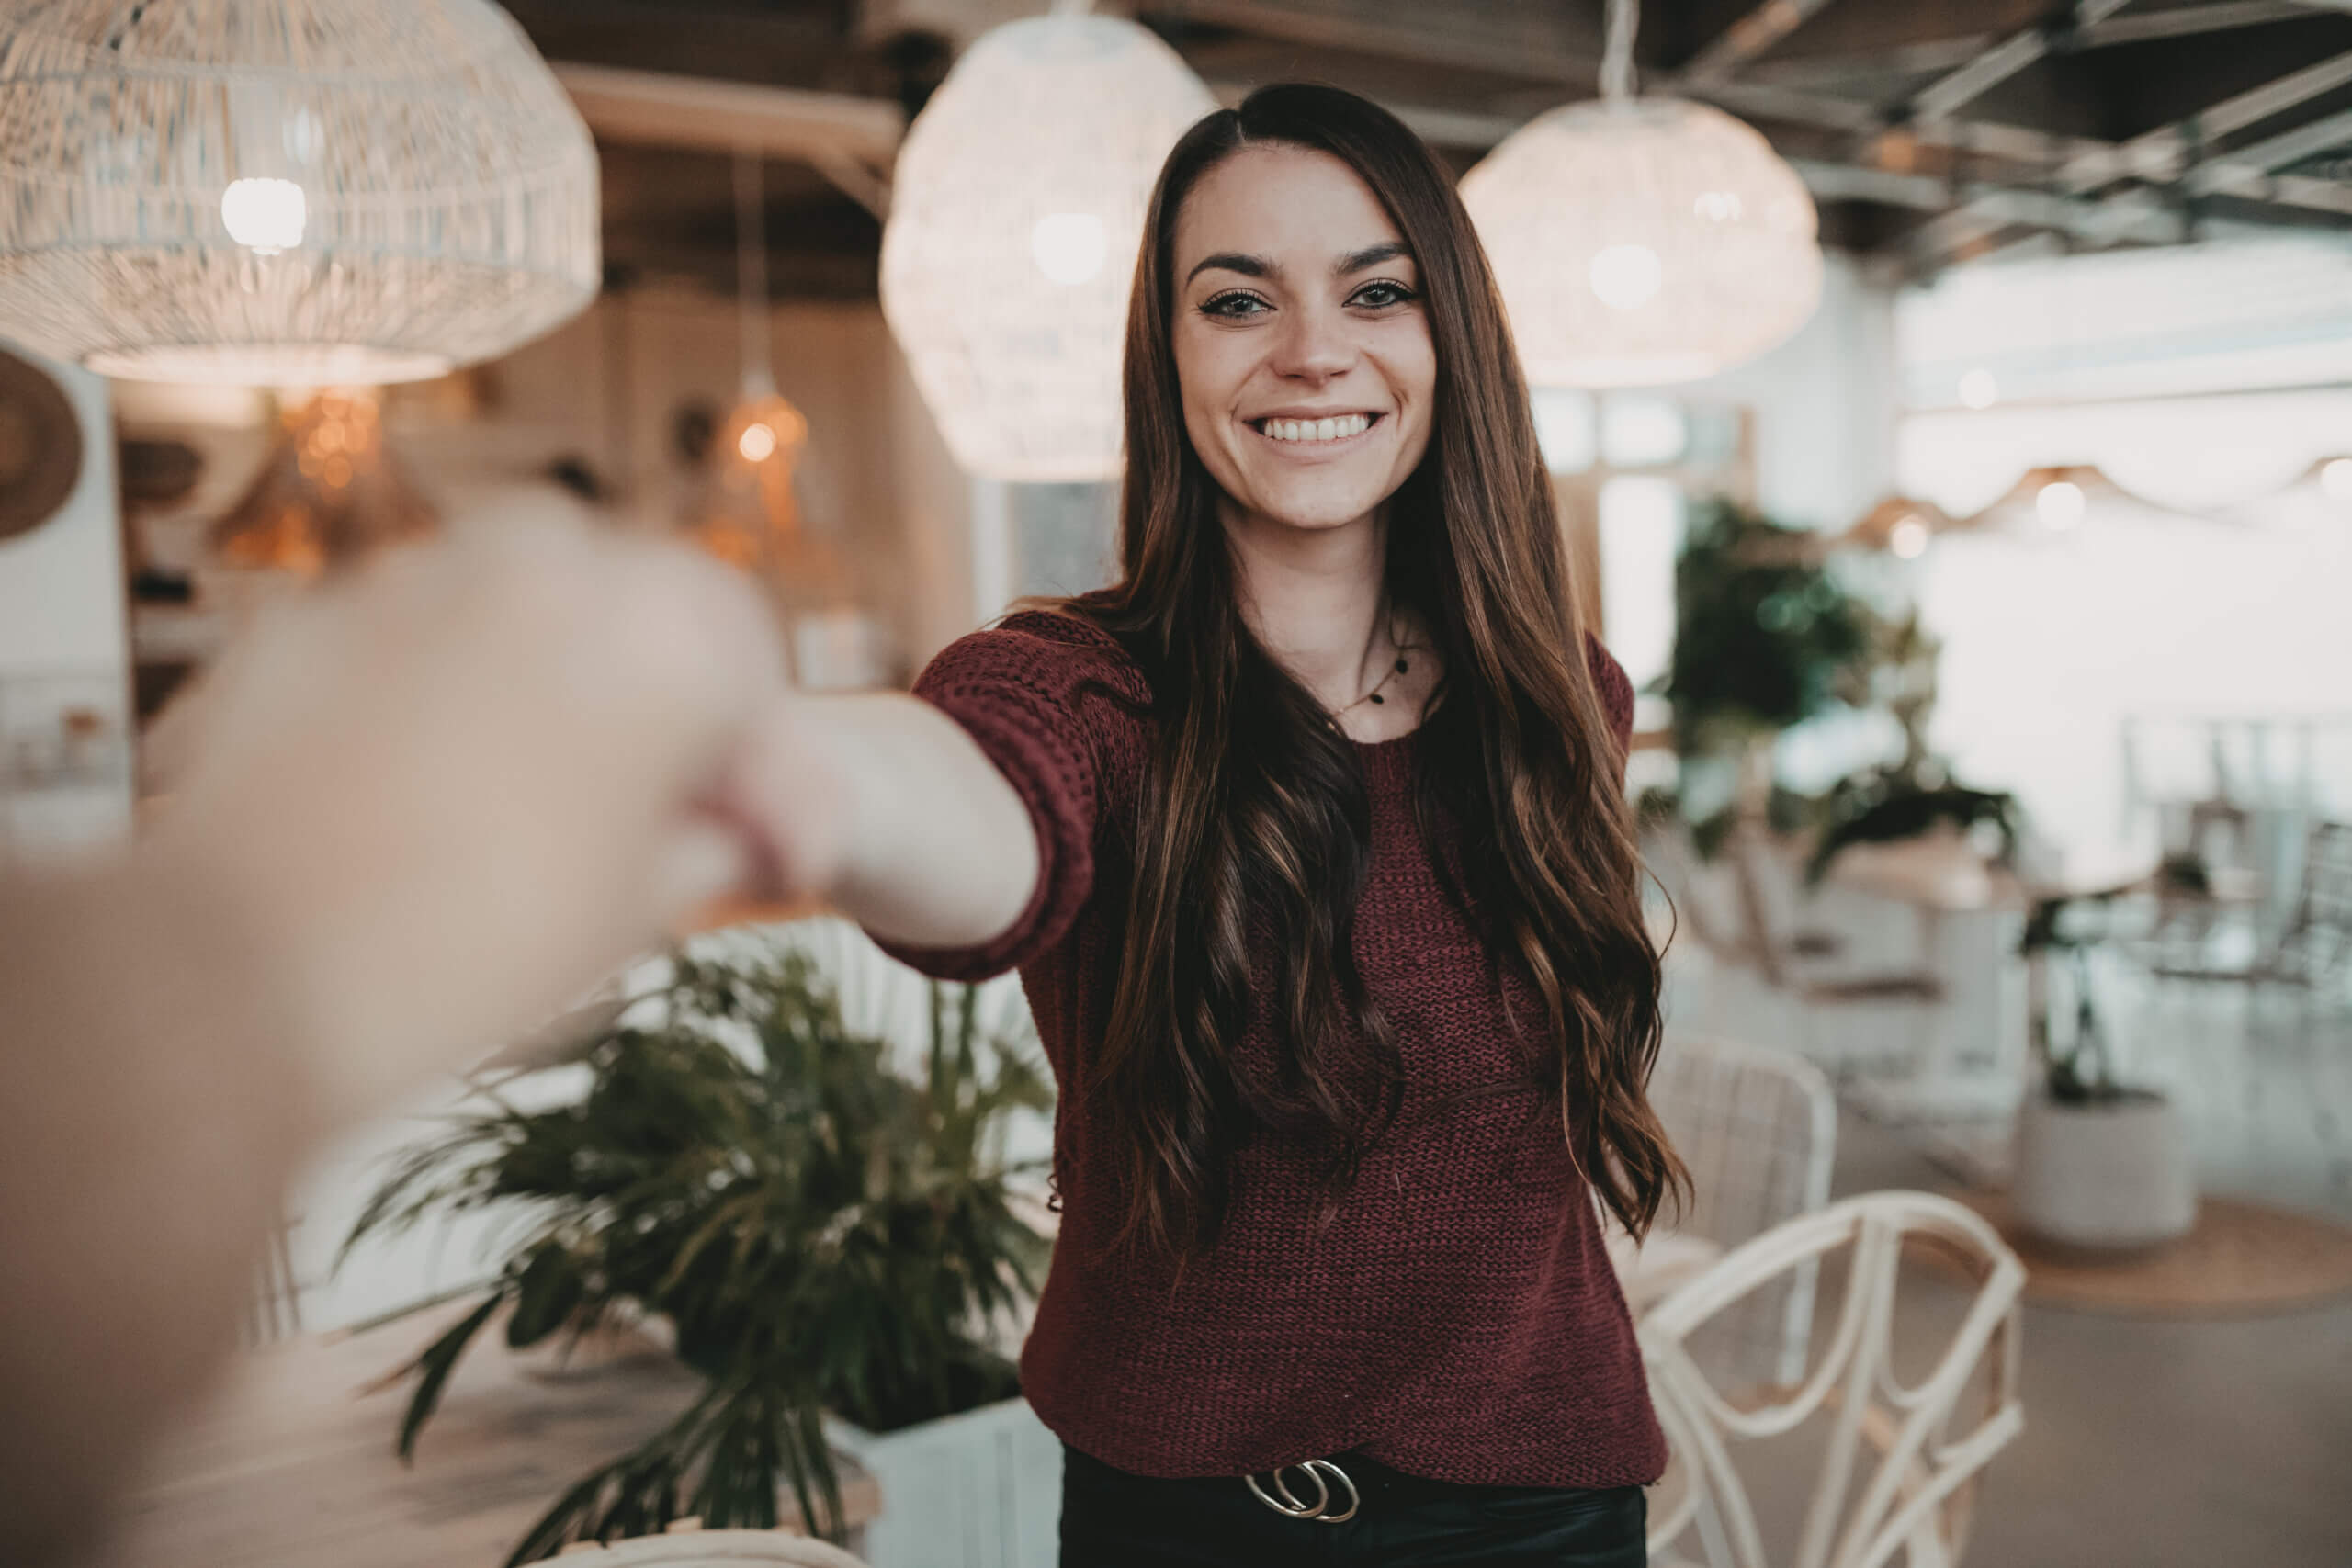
1201, 291, 1270, 319
1351, 281, 1416, 310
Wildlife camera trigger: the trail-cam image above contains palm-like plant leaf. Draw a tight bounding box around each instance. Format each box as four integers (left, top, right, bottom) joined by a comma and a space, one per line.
396, 1292, 504, 1461
345, 943, 1051, 1560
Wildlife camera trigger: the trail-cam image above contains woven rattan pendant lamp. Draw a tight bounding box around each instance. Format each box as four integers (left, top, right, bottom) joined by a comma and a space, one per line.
881, 2, 1215, 480
1460, 0, 1821, 388
0, 0, 600, 386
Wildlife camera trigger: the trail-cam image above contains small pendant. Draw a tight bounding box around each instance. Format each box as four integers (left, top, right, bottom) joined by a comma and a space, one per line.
1369, 693, 1385, 704
1396, 658, 1409, 674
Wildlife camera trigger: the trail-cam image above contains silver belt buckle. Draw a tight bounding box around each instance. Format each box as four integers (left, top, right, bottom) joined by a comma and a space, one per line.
1244, 1458, 1361, 1524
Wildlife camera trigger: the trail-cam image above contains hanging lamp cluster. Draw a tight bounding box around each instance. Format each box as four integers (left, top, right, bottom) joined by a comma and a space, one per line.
1461, 0, 1823, 389
0, 0, 600, 387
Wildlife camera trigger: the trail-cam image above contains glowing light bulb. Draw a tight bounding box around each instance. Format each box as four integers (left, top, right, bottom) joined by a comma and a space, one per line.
738, 421, 778, 463
2322, 457, 2352, 503
2037, 479, 2086, 530
1959, 367, 1997, 410
1588, 243, 1664, 311
220, 177, 307, 254
1029, 212, 1108, 287
1889, 516, 1929, 558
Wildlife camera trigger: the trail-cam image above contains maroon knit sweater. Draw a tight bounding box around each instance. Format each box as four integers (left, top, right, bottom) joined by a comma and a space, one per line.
878, 610, 1667, 1489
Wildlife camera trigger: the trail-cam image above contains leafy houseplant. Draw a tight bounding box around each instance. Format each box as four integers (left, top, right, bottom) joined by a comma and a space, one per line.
343, 943, 1053, 1562
1661, 496, 1872, 758
1804, 767, 2019, 886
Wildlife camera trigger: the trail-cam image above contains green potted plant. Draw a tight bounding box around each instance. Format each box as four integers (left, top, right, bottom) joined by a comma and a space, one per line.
342, 937, 1054, 1563
1662, 496, 1872, 787
2010, 896, 2196, 1249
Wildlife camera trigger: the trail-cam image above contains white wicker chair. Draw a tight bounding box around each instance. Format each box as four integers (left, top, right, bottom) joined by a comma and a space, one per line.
554, 1529, 868, 1566
1614, 1037, 1838, 1390
1642, 1192, 2026, 1568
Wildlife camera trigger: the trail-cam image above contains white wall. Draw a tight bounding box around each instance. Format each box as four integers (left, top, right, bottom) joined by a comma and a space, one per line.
1686, 251, 1900, 535
1913, 471, 2352, 859
1900, 235, 2352, 409
0, 351, 133, 860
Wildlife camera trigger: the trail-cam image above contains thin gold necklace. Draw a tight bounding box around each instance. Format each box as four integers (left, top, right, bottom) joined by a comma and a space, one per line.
1329, 616, 1420, 720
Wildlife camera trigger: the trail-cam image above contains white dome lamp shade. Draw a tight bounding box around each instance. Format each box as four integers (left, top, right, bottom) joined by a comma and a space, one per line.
1459, 0, 1823, 389
881, 5, 1216, 481
0, 0, 600, 387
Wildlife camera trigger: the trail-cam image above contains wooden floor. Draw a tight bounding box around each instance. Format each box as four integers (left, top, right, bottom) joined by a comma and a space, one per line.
1733, 981, 2352, 1568
89, 1316, 876, 1568
85, 972, 2352, 1568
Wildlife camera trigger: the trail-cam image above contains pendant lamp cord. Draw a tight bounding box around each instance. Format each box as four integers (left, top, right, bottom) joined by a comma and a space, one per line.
734, 150, 775, 401
1600, 0, 1639, 102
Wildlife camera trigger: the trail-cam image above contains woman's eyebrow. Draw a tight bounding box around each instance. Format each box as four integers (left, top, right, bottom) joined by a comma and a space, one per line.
1185, 251, 1273, 285
1336, 241, 1409, 275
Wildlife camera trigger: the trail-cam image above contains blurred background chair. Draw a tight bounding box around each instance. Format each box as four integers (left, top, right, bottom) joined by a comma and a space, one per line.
2140, 821, 2352, 1019
1646, 820, 1945, 1083
238, 1210, 304, 1349
1612, 1036, 1837, 1393
1642, 1191, 2025, 1568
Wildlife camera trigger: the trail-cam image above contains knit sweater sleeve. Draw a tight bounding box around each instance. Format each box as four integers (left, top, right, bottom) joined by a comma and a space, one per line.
871, 611, 1147, 982
1585, 633, 1635, 765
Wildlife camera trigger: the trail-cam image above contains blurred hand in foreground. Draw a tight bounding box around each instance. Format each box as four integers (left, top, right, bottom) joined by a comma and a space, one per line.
0, 498, 796, 1568
146, 497, 789, 1122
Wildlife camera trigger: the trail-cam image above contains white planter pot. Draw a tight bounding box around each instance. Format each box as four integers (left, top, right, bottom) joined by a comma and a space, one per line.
2012, 1090, 2198, 1249
828, 1397, 1062, 1568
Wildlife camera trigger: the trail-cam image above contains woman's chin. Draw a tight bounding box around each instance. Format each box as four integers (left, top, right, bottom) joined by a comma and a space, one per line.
1227, 485, 1391, 537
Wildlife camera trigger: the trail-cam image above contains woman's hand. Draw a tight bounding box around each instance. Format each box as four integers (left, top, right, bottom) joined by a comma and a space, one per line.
713, 688, 1043, 954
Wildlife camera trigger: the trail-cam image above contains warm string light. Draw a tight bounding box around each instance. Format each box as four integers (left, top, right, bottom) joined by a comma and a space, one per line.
213, 387, 430, 574
2036, 480, 2086, 530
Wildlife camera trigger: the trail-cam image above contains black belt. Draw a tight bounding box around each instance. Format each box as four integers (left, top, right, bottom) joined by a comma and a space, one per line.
1243, 1450, 1591, 1524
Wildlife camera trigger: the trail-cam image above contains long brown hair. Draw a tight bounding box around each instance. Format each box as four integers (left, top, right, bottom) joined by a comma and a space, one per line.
1070, 83, 1683, 1255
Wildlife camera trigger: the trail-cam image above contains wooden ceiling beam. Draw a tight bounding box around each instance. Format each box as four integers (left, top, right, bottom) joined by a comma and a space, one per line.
557, 64, 904, 166
1155, 0, 1601, 86
1908, 0, 2140, 123
1679, 0, 1845, 86
2083, 1, 2322, 44
2206, 104, 2352, 174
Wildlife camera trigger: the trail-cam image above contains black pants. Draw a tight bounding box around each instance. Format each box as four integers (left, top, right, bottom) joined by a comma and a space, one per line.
1058, 1444, 1648, 1568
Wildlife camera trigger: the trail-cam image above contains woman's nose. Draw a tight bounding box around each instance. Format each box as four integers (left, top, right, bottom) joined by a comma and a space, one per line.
1270, 304, 1357, 382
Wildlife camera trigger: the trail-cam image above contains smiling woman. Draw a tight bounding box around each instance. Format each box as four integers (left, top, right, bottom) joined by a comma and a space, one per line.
1174, 146, 1438, 583
717, 81, 1679, 1568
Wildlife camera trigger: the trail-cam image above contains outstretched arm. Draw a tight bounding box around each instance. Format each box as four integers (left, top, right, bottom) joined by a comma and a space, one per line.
718, 687, 1041, 952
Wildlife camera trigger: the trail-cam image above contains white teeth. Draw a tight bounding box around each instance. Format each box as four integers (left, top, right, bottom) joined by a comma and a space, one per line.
1260, 413, 1373, 444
